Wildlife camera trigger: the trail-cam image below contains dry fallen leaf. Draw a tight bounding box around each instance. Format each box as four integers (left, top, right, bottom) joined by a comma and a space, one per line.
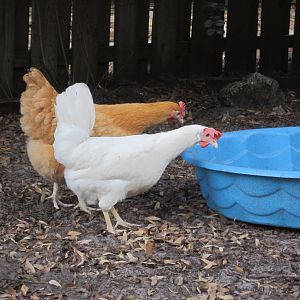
207, 282, 218, 300
154, 201, 160, 210
6, 287, 16, 300
238, 233, 249, 240
145, 240, 154, 255
31, 293, 41, 300
201, 259, 218, 269
234, 265, 244, 273
173, 236, 185, 245
218, 294, 233, 300
127, 252, 138, 263
20, 284, 29, 296
146, 216, 161, 226
65, 231, 81, 240
174, 276, 183, 286
48, 279, 62, 288
77, 239, 92, 245
163, 259, 177, 265
71, 246, 86, 267
150, 275, 165, 286
217, 286, 233, 300
24, 259, 36, 274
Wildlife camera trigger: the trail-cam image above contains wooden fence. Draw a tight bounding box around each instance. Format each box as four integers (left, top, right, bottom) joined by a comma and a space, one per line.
0, 0, 300, 101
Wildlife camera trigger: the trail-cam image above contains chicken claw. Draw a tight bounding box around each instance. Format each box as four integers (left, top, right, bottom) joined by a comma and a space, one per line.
46, 183, 74, 209
74, 198, 92, 214
111, 207, 140, 229
102, 211, 115, 234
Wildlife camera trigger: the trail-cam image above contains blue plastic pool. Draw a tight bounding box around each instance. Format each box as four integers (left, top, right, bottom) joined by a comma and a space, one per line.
182, 126, 300, 229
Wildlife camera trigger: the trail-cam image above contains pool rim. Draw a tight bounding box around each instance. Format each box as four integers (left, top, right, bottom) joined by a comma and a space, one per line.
182, 126, 300, 179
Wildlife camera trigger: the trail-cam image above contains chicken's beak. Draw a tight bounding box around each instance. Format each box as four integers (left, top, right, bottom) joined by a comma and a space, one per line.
211, 140, 218, 149
177, 115, 184, 124
168, 111, 184, 125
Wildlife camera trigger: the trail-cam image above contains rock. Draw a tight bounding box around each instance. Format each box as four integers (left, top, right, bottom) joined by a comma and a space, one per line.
218, 72, 286, 107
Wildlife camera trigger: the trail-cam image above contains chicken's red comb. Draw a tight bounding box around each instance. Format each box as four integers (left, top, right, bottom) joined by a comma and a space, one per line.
178, 101, 186, 118
203, 127, 222, 140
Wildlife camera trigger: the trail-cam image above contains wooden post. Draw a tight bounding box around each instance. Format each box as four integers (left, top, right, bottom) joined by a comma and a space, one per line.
72, 0, 110, 90
190, 0, 224, 77
292, 2, 300, 74
151, 0, 180, 78
13, 0, 30, 97
31, 0, 60, 88
177, 0, 193, 77
260, 0, 291, 74
136, 0, 150, 82
0, 0, 16, 98
56, 0, 72, 91
225, 0, 259, 74
114, 0, 138, 84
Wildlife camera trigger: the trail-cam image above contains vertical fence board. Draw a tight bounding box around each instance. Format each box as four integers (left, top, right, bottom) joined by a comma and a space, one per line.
31, 0, 59, 83
177, 0, 192, 77
13, 0, 30, 97
190, 0, 224, 77
136, 0, 150, 81
72, 0, 106, 88
292, 2, 300, 74
226, 0, 258, 74
152, 0, 180, 77
97, 0, 111, 86
114, 0, 138, 84
56, 0, 71, 91
260, 0, 291, 74
0, 0, 16, 98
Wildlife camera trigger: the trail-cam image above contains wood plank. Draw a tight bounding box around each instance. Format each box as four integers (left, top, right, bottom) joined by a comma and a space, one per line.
97, 0, 111, 87
151, 0, 180, 77
72, 0, 106, 89
13, 0, 30, 97
177, 0, 192, 77
114, 0, 138, 84
31, 0, 60, 88
260, 0, 291, 74
56, 0, 71, 91
0, 0, 16, 98
190, 0, 224, 77
136, 0, 150, 81
225, 0, 259, 74
14, 35, 297, 69
292, 2, 300, 74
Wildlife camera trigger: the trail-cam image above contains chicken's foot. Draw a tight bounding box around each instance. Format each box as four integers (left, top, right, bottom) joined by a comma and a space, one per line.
74, 197, 92, 214
111, 207, 140, 229
102, 211, 115, 234
46, 182, 73, 209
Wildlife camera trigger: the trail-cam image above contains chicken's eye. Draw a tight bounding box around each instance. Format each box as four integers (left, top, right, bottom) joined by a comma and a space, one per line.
206, 133, 210, 137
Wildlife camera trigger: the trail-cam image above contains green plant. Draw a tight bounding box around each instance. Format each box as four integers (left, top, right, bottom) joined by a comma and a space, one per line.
203, 0, 227, 37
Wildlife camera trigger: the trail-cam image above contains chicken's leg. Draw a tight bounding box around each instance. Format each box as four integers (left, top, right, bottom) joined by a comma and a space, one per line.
111, 207, 139, 229
74, 196, 92, 214
46, 183, 73, 209
102, 211, 115, 234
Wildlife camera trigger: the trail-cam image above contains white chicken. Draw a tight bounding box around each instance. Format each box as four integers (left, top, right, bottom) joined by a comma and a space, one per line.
53, 83, 222, 234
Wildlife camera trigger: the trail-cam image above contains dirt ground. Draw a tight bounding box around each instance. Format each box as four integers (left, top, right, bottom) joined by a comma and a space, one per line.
1, 81, 300, 300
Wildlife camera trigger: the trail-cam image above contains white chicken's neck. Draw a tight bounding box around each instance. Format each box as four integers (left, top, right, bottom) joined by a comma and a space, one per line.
158, 125, 206, 159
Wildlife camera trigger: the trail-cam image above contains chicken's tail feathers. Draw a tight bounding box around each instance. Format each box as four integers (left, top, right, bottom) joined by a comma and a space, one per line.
20, 68, 58, 144
54, 83, 95, 165
55, 83, 95, 134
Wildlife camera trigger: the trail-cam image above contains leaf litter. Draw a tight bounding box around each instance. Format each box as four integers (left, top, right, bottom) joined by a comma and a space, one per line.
1, 83, 300, 299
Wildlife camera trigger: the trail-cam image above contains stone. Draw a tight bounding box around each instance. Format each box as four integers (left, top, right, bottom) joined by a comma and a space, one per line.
218, 72, 286, 107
